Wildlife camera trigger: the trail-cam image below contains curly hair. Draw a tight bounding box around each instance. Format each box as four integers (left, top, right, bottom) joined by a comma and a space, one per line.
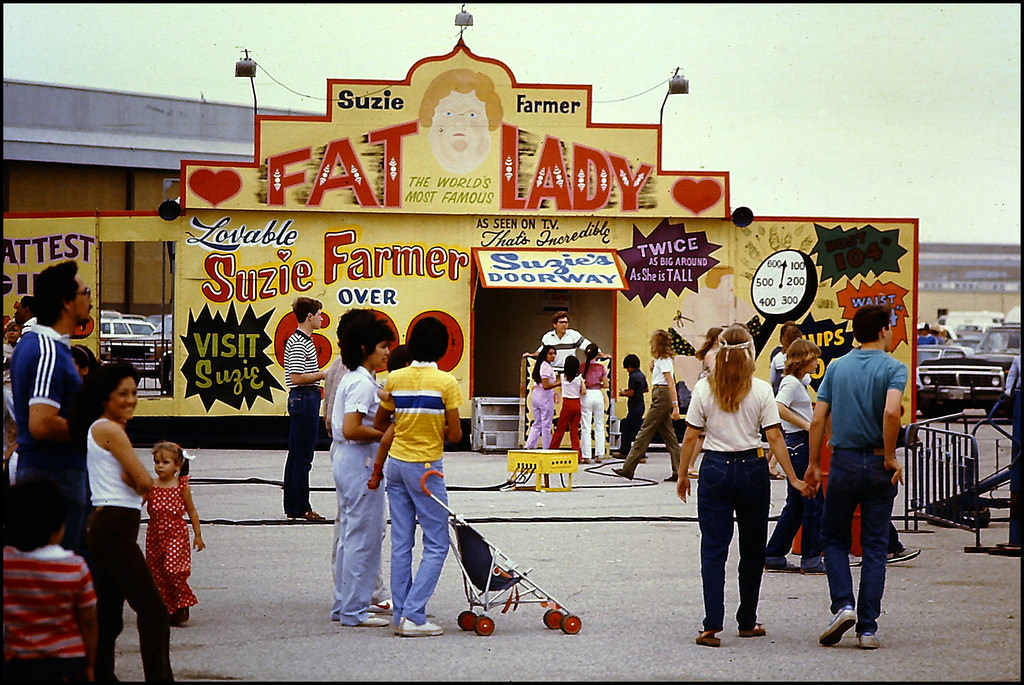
649, 329, 673, 360
418, 68, 504, 131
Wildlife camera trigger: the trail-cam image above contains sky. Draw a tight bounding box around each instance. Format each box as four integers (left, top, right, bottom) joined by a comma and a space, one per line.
3, 3, 1021, 245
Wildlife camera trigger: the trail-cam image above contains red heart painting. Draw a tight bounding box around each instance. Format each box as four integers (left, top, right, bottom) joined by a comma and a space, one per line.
671, 178, 722, 214
189, 169, 242, 206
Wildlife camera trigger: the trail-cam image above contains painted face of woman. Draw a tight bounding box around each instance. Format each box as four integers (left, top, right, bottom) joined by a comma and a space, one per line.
428, 90, 491, 174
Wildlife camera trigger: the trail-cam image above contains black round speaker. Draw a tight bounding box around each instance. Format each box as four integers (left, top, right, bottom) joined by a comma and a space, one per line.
731, 206, 754, 227
158, 200, 182, 221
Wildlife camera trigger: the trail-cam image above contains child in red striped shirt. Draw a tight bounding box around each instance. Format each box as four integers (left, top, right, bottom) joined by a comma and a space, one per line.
4, 477, 97, 681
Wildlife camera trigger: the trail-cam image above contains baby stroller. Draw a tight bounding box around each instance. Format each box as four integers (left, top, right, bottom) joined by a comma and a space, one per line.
420, 469, 582, 636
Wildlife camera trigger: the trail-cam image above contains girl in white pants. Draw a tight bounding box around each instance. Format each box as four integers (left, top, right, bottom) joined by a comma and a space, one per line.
579, 344, 608, 463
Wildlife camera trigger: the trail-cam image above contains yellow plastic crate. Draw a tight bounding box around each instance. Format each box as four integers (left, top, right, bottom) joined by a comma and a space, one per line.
506, 449, 578, 492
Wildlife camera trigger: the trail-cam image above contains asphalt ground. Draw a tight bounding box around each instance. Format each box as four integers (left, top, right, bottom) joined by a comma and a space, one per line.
107, 425, 1019, 682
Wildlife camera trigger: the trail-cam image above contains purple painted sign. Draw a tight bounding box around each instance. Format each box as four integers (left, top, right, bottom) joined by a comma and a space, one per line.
618, 219, 721, 305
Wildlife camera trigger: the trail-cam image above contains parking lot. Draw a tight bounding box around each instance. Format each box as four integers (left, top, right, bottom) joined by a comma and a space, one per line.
99, 420, 1020, 682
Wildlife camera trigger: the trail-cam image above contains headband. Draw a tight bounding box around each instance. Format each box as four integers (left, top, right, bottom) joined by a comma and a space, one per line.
717, 337, 752, 362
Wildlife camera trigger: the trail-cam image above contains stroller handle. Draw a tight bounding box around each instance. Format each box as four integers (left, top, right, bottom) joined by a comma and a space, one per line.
420, 469, 444, 496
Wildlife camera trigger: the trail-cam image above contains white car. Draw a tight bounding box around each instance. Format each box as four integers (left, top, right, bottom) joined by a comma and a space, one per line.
98, 316, 166, 378
100, 317, 159, 338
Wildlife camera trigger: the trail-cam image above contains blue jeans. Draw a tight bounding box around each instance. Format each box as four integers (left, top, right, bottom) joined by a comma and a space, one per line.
17, 466, 90, 562
697, 449, 770, 632
820, 448, 897, 635
385, 458, 450, 627
331, 441, 386, 624
284, 386, 321, 517
765, 431, 824, 560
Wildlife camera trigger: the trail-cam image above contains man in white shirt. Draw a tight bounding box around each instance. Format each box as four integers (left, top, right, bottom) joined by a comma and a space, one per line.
523, 311, 608, 372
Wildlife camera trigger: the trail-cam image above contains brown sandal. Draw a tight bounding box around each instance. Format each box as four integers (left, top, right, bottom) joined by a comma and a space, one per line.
738, 624, 766, 638
696, 630, 721, 647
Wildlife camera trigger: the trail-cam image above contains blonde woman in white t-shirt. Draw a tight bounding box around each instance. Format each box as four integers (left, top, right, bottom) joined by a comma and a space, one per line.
676, 325, 812, 649
613, 329, 682, 481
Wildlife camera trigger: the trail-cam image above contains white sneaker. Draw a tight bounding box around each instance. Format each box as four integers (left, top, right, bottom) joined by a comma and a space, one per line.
395, 617, 443, 637
351, 616, 389, 627
857, 632, 880, 649
368, 598, 392, 614
819, 606, 856, 646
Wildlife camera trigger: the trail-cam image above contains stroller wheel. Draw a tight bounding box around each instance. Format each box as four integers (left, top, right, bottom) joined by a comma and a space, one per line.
458, 611, 477, 631
474, 615, 495, 636
560, 614, 582, 635
543, 609, 564, 630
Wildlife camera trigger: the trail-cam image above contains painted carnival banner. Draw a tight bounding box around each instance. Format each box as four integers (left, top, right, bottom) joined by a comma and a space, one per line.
4, 212, 919, 419
3, 217, 99, 341
475, 249, 625, 289
182, 44, 729, 218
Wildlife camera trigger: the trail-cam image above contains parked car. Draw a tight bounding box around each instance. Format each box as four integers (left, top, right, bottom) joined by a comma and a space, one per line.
916, 324, 1020, 418
916, 343, 972, 369
146, 313, 173, 337
100, 317, 159, 338
146, 313, 175, 392
98, 315, 169, 386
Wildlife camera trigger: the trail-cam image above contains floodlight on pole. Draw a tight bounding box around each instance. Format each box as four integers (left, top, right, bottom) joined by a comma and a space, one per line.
659, 67, 689, 128
234, 49, 258, 118
455, 4, 473, 39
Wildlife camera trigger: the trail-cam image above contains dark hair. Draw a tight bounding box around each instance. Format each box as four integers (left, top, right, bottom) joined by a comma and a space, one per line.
623, 353, 640, 370
335, 308, 378, 344
340, 312, 396, 371
779, 321, 803, 351
4, 477, 67, 551
582, 343, 600, 378
31, 261, 79, 326
408, 317, 449, 363
562, 354, 580, 382
551, 310, 569, 325
852, 305, 892, 344
71, 344, 99, 376
69, 362, 140, 450
533, 345, 555, 384
388, 344, 412, 372
292, 296, 323, 324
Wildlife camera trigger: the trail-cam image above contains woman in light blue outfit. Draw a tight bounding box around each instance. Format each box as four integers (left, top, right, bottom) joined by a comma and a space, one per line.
525, 345, 558, 449
330, 309, 395, 627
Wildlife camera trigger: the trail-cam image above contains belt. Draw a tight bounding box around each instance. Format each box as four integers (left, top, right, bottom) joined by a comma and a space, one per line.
289, 385, 320, 392
834, 446, 886, 457
703, 448, 764, 461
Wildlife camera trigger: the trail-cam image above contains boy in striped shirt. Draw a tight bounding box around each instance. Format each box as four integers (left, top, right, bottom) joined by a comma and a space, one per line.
283, 297, 328, 521
4, 477, 97, 681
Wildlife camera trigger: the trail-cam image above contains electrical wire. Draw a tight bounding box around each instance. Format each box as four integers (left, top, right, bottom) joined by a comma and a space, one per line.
593, 78, 671, 104
252, 58, 671, 107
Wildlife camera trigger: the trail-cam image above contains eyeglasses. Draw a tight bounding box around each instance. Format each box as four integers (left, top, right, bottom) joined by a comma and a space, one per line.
77, 287, 91, 297
556, 319, 569, 324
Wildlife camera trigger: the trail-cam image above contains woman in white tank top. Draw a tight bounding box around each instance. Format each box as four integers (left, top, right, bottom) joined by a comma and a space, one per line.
71, 362, 173, 681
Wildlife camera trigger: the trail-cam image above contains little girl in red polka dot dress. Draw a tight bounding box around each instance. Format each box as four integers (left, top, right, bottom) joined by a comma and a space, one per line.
145, 441, 205, 627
